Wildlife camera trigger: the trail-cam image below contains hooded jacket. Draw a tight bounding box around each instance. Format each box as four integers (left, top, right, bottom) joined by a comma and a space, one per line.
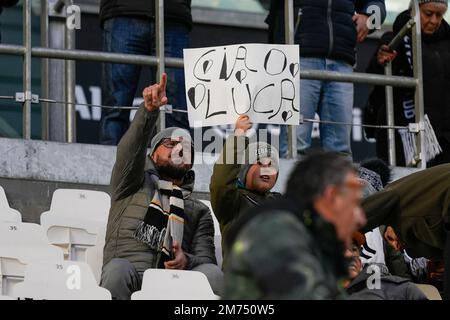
102, 104, 216, 274
99, 0, 192, 29
361, 164, 450, 260
209, 135, 280, 269
365, 10, 450, 165
266, 0, 387, 66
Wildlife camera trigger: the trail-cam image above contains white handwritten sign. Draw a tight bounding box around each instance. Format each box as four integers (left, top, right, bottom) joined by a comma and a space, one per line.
183, 43, 300, 127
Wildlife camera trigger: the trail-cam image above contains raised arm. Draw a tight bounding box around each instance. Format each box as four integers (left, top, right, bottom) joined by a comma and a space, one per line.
111, 73, 168, 200
209, 116, 252, 226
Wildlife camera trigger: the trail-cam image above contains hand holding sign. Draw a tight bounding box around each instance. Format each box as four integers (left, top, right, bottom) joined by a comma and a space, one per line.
142, 72, 168, 112
235, 115, 253, 136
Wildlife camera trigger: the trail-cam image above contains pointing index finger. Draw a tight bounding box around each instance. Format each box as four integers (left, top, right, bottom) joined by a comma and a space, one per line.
160, 72, 167, 92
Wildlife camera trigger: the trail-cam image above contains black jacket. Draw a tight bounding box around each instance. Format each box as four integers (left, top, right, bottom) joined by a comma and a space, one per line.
266, 0, 386, 66
0, 0, 18, 14
365, 10, 450, 165
99, 0, 192, 29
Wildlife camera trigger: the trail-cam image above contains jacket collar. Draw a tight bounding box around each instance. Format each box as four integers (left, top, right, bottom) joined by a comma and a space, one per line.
145, 156, 195, 199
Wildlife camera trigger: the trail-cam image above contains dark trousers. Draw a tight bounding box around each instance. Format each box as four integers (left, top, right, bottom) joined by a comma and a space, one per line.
100, 258, 223, 300
99, 17, 190, 145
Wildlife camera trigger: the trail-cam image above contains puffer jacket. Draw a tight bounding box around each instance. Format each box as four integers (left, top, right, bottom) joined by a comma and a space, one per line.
102, 104, 216, 274
266, 0, 386, 66
99, 0, 192, 29
210, 135, 280, 269
0, 0, 19, 14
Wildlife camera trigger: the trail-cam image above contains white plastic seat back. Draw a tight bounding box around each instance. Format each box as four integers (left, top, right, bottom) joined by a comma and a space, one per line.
84, 230, 106, 284
40, 189, 110, 261
131, 269, 218, 300
0, 222, 64, 296
199, 200, 222, 269
0, 186, 21, 223
11, 261, 111, 300
415, 284, 442, 300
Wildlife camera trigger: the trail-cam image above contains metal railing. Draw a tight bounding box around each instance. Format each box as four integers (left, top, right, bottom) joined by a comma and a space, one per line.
0, 0, 426, 168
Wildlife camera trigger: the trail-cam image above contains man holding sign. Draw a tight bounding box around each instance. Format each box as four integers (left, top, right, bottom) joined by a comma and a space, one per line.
101, 74, 222, 299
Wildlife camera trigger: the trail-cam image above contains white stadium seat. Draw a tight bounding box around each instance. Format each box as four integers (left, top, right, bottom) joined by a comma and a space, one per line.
40, 189, 110, 282
415, 284, 442, 300
0, 222, 64, 296
131, 269, 218, 300
0, 186, 21, 223
11, 261, 111, 300
199, 200, 222, 269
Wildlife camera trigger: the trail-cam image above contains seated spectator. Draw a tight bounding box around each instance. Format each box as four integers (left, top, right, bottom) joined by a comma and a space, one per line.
362, 163, 450, 299
358, 159, 429, 282
222, 151, 366, 299
364, 0, 450, 166
210, 115, 280, 268
345, 232, 428, 300
100, 74, 222, 299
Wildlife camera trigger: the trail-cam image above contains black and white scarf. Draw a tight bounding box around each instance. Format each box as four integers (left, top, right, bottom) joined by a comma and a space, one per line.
133, 175, 186, 264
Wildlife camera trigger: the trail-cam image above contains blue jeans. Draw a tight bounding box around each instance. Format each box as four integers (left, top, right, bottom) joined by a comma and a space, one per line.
100, 17, 190, 145
280, 57, 354, 157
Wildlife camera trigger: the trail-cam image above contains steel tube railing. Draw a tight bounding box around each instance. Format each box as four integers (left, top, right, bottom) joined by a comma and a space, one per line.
0, 1, 427, 168
22, 0, 32, 140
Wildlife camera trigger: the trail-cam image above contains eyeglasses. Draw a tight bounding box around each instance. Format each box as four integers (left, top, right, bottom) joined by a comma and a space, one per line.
160, 138, 182, 149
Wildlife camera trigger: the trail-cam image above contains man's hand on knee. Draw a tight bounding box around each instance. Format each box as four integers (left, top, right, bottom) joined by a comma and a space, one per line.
164, 240, 188, 270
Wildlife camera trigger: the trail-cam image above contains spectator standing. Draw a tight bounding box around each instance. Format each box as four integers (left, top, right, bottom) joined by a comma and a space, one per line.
266, 0, 386, 158
99, 0, 192, 145
100, 74, 222, 299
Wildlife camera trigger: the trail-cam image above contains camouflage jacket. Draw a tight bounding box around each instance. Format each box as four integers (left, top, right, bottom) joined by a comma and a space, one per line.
223, 198, 348, 300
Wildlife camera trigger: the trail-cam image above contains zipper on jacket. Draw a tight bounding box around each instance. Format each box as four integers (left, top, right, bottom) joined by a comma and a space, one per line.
327, 0, 334, 57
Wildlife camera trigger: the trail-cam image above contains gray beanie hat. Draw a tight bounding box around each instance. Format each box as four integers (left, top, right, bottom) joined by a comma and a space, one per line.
238, 141, 280, 186
149, 127, 193, 163
418, 0, 448, 6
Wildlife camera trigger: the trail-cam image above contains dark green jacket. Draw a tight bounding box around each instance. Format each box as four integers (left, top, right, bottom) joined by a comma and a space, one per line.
362, 164, 450, 260
103, 104, 216, 274
223, 199, 348, 300
210, 135, 280, 268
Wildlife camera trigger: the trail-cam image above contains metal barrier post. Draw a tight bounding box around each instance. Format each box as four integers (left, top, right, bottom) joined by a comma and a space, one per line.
22, 0, 32, 139
155, 0, 165, 132
284, 0, 297, 159
384, 63, 396, 166
48, 0, 68, 142
65, 0, 76, 143
41, 0, 49, 140
384, 18, 415, 167
411, 0, 426, 169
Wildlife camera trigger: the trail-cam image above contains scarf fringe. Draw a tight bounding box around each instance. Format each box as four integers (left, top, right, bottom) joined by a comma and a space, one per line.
133, 221, 166, 251
398, 115, 442, 166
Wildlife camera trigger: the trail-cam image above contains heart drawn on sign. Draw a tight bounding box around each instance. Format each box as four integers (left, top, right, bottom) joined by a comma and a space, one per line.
203, 60, 213, 74
289, 63, 299, 77
235, 69, 248, 84
282, 110, 293, 122
187, 84, 206, 109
